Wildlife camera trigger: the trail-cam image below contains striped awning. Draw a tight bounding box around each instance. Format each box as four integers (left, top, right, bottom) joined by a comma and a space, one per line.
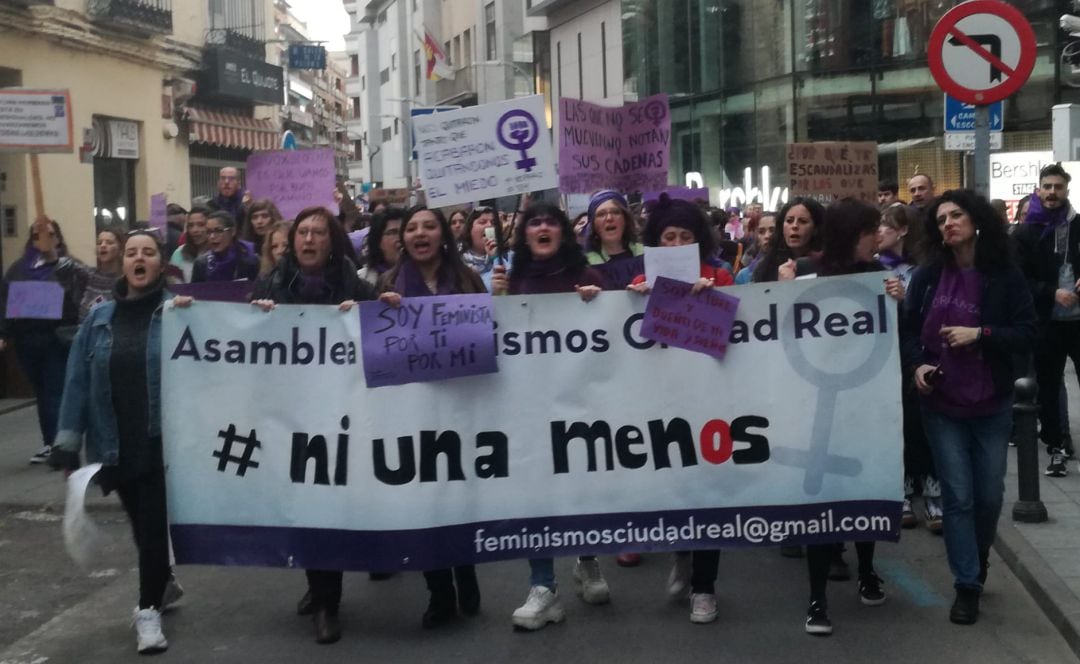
185, 106, 277, 151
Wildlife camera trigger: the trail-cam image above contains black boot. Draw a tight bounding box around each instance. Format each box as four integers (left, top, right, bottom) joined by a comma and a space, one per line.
454, 565, 481, 615
422, 586, 457, 629
978, 551, 990, 586
949, 587, 980, 625
297, 589, 315, 616
314, 608, 342, 643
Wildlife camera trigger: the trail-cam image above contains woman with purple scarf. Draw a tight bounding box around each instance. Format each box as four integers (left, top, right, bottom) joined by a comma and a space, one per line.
0, 217, 83, 463
903, 190, 1036, 626
190, 211, 259, 283
251, 207, 376, 645
377, 206, 485, 629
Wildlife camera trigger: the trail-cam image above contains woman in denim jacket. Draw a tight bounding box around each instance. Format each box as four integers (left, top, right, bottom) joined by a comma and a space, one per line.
51, 230, 191, 654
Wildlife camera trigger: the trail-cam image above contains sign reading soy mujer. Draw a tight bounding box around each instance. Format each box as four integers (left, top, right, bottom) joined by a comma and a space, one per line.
162, 275, 902, 572
559, 94, 671, 194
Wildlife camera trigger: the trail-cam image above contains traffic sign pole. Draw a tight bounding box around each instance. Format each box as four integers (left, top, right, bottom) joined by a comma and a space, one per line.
974, 105, 990, 197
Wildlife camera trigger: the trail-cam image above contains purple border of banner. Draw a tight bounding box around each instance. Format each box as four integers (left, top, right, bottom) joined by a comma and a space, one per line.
171, 500, 900, 571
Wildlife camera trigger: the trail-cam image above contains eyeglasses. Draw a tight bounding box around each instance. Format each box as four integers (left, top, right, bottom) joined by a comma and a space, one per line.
527, 216, 559, 228
594, 210, 624, 220
206, 227, 233, 236
296, 227, 329, 238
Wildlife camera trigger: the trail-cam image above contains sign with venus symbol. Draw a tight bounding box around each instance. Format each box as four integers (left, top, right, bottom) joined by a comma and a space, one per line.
927, 0, 1036, 106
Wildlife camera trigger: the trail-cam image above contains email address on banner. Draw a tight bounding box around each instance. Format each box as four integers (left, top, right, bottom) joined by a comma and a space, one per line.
474, 511, 893, 553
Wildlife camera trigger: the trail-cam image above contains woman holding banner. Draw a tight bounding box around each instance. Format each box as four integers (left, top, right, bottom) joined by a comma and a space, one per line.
752, 197, 825, 283
191, 211, 259, 283
780, 198, 900, 636
377, 206, 485, 629
0, 217, 83, 464
904, 190, 1036, 626
49, 230, 190, 654
585, 190, 644, 290
491, 202, 608, 631
251, 206, 376, 644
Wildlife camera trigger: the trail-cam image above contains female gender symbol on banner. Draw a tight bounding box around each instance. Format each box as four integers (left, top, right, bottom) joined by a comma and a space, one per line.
496, 109, 539, 172
770, 279, 894, 495
643, 100, 668, 127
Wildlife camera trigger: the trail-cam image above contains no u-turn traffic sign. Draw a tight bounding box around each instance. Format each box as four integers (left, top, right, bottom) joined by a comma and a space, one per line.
928, 0, 1036, 105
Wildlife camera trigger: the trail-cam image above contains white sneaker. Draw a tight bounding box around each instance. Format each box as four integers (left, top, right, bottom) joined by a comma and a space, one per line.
667, 552, 692, 599
573, 558, 611, 605
690, 593, 718, 623
923, 476, 944, 534
132, 607, 168, 654
29, 445, 52, 465
511, 586, 565, 630
160, 577, 184, 611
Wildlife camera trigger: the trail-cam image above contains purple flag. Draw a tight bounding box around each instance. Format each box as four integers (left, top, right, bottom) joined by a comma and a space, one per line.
359, 293, 498, 388
5, 281, 64, 320
558, 94, 671, 194
168, 280, 254, 303
149, 193, 168, 235
245, 148, 337, 221
640, 276, 740, 360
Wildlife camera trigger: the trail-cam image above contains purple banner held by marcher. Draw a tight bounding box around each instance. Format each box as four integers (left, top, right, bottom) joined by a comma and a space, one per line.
359, 293, 498, 388
149, 193, 168, 235
5, 281, 64, 320
168, 280, 254, 303
640, 276, 740, 360
245, 148, 337, 222
559, 94, 671, 194
643, 187, 711, 204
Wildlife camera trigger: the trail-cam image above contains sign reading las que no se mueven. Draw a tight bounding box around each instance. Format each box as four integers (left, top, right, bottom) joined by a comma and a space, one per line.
161, 275, 902, 572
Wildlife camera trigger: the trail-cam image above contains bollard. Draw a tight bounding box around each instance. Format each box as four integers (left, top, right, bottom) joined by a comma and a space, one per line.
1012, 377, 1048, 523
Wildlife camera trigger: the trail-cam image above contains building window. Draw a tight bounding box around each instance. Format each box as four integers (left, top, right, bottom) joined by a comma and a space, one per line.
485, 2, 496, 60
392, 52, 397, 70
362, 75, 366, 90
394, 118, 399, 135
414, 49, 422, 95
453, 35, 461, 69
577, 32, 583, 99
351, 97, 361, 119
556, 40, 561, 98
445, 41, 452, 65
382, 126, 392, 142
349, 54, 359, 77
463, 28, 472, 67
353, 139, 363, 160
601, 22, 607, 98
380, 68, 390, 84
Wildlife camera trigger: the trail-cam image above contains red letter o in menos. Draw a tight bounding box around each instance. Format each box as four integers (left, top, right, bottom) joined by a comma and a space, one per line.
699, 419, 733, 465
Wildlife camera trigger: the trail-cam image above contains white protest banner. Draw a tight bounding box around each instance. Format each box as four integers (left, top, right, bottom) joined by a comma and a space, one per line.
246, 148, 337, 222
644, 243, 700, 287
413, 95, 556, 208
0, 89, 73, 153
162, 274, 901, 572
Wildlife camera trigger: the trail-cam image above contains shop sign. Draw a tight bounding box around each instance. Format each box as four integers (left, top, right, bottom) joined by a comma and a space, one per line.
684, 167, 788, 210
201, 48, 284, 106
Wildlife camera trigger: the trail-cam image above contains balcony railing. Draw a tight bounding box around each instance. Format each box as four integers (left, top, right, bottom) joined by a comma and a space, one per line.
86, 0, 172, 36
206, 28, 265, 60
435, 68, 476, 105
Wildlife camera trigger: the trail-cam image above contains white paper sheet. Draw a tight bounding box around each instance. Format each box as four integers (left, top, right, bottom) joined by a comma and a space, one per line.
63, 463, 106, 569
644, 243, 701, 287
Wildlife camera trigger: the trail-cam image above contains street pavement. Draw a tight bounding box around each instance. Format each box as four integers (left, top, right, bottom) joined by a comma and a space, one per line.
2, 401, 1080, 663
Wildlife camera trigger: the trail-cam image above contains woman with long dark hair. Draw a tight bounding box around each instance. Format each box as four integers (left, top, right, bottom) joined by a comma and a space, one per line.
358, 207, 406, 286
904, 190, 1036, 625
169, 207, 210, 283
244, 198, 283, 254
752, 197, 825, 283
491, 202, 608, 631
75, 225, 125, 322
252, 207, 376, 644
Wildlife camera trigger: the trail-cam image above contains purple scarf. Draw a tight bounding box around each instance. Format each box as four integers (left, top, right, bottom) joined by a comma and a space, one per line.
1025, 191, 1069, 239
877, 250, 906, 271
297, 272, 332, 301
393, 258, 454, 296
205, 245, 238, 282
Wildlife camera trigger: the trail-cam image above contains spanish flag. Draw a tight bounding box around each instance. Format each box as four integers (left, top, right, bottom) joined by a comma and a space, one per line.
419, 28, 455, 81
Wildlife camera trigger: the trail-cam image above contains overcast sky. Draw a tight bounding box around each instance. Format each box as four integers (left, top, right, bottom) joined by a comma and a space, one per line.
290, 0, 350, 52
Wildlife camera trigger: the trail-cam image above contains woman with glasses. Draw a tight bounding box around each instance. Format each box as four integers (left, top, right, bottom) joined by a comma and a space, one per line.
585, 190, 644, 290
491, 202, 609, 631
191, 211, 259, 283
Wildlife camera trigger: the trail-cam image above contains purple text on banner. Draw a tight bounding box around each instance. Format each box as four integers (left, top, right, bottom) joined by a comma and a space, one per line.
5, 281, 64, 320
359, 293, 498, 388
593, 255, 644, 290
640, 276, 740, 360
245, 148, 337, 222
558, 94, 671, 194
168, 280, 254, 303
643, 187, 711, 204
149, 193, 168, 235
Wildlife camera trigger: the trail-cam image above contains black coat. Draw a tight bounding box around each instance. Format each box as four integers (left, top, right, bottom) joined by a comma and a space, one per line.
1012, 208, 1080, 323
901, 261, 1036, 398
253, 255, 376, 305
0, 255, 83, 341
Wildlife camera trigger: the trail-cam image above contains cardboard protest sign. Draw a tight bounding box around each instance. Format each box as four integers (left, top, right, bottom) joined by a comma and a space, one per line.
5, 281, 64, 319
559, 94, 671, 194
246, 148, 337, 221
641, 276, 740, 359
787, 142, 878, 204
359, 294, 498, 387
413, 96, 556, 208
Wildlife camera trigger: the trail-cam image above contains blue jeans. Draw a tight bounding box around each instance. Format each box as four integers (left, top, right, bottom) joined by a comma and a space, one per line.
14, 333, 69, 447
922, 406, 1012, 591
528, 555, 596, 590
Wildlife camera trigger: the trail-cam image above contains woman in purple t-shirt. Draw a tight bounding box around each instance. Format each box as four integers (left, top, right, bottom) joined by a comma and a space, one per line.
903, 190, 1036, 627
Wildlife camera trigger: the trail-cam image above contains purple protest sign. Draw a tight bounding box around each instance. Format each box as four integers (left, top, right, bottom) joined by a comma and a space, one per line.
559, 94, 671, 194
643, 187, 711, 204
245, 148, 337, 221
5, 281, 64, 320
640, 276, 740, 360
359, 293, 498, 388
149, 193, 168, 235
168, 280, 254, 303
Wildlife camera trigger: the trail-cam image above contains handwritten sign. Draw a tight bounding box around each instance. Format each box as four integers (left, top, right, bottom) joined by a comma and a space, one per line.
246, 148, 337, 221
5, 281, 64, 319
413, 96, 556, 208
359, 294, 498, 388
787, 142, 878, 204
559, 94, 671, 194
643, 244, 700, 288
640, 276, 740, 360
168, 280, 254, 303
149, 193, 168, 235
643, 187, 710, 204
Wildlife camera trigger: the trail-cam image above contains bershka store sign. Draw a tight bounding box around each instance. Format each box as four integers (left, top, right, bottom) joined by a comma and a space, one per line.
201, 48, 284, 105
